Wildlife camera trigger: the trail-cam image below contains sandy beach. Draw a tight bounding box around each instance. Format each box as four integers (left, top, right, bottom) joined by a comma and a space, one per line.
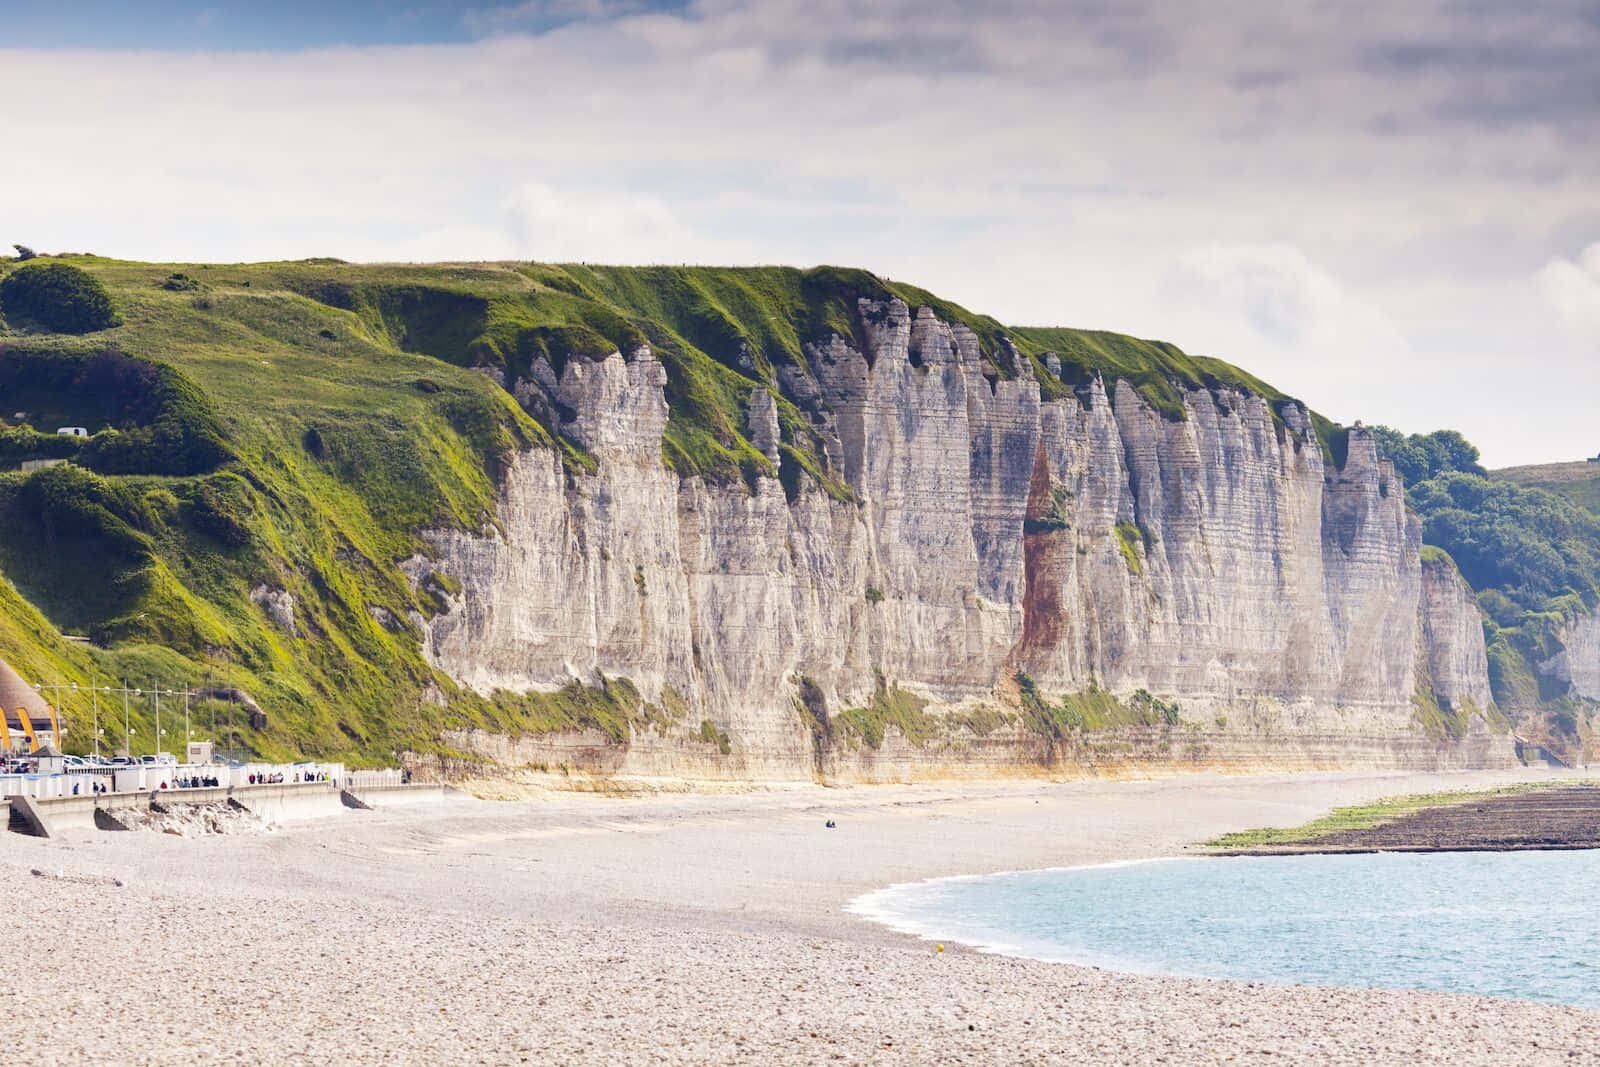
7, 766, 1600, 1065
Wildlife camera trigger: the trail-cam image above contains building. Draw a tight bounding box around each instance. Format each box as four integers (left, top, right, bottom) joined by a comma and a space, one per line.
0, 657, 59, 753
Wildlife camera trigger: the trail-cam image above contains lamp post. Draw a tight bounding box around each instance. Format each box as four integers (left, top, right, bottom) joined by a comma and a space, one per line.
31, 678, 76, 748
105, 682, 141, 757
151, 686, 163, 757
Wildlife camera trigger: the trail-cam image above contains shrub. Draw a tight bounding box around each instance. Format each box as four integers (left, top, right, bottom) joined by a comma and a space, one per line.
182, 476, 254, 548
0, 262, 120, 333
161, 272, 202, 292
12, 245, 36, 261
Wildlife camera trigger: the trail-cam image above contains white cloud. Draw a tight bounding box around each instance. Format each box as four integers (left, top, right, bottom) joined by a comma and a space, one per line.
1154, 244, 1410, 407
1537, 243, 1600, 350
502, 182, 727, 264
0, 0, 1595, 463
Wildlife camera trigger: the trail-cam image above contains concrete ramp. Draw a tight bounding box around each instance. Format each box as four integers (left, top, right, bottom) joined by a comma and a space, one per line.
343, 783, 458, 808
8, 794, 55, 838
11, 795, 104, 837
229, 782, 347, 825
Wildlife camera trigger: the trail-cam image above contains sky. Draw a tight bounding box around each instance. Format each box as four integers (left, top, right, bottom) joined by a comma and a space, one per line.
2, 0, 1596, 467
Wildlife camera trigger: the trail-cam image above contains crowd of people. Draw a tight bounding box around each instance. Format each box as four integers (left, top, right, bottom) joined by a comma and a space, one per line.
246, 769, 333, 785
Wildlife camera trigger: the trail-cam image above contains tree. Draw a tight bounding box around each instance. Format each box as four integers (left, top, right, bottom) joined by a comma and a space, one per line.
0, 261, 120, 333
12, 244, 36, 260
1370, 425, 1486, 487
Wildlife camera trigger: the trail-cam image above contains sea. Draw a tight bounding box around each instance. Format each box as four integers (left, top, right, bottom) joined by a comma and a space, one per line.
849, 850, 1600, 1009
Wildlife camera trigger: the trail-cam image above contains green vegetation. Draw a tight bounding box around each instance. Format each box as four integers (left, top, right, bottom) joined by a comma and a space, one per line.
1418, 544, 1456, 569
0, 261, 120, 333
0, 255, 1425, 764
472, 675, 653, 745
1023, 485, 1071, 534
793, 674, 833, 768
1113, 521, 1145, 575
697, 718, 732, 755
1206, 781, 1597, 848
1493, 461, 1600, 517
0, 347, 231, 474
835, 670, 936, 748
1367, 425, 1484, 487
0, 258, 563, 762
1411, 686, 1505, 741
1408, 473, 1600, 728
1010, 326, 1340, 460
161, 272, 203, 293
1016, 672, 1180, 736
1369, 425, 1600, 752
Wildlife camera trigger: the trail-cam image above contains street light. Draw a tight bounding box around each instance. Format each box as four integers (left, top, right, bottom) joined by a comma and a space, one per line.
104, 682, 141, 757
32, 678, 76, 749
149, 686, 173, 758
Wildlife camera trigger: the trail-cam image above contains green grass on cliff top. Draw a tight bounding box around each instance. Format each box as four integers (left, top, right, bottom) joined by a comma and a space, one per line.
1493, 461, 1600, 516
0, 255, 1337, 763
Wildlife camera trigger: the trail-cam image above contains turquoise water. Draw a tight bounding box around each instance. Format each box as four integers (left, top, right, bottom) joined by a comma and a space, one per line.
851, 850, 1600, 1008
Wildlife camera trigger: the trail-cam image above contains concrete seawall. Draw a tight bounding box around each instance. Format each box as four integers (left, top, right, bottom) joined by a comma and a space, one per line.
344, 783, 458, 808
8, 782, 355, 837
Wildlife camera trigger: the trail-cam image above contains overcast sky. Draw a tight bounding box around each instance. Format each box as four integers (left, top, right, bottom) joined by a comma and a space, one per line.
3, 0, 1596, 466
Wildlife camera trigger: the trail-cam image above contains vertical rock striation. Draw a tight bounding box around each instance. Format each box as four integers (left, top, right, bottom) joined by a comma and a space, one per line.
1539, 611, 1600, 703
416, 300, 1510, 780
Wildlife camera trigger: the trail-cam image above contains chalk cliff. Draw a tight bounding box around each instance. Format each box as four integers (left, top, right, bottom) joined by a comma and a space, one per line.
415, 297, 1509, 780
1540, 611, 1600, 704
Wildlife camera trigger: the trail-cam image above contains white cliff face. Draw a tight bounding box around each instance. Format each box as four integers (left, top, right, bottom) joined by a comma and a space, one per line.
1418, 553, 1495, 713
1540, 611, 1600, 702
415, 302, 1508, 780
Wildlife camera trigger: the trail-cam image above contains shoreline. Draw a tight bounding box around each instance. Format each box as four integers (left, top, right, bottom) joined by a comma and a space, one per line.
6, 765, 1600, 1063
1208, 781, 1600, 856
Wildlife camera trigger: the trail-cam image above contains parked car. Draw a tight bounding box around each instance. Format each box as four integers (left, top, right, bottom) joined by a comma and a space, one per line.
62, 754, 86, 767
140, 753, 178, 766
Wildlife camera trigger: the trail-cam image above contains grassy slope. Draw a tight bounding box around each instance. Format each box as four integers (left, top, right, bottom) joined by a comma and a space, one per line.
0, 256, 1346, 760
1493, 461, 1600, 515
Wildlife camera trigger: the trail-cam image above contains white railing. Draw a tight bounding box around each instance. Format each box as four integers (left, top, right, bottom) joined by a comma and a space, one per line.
344, 768, 405, 789
3, 761, 378, 800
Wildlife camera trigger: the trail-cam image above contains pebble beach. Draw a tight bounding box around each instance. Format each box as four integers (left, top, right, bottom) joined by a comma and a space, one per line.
6, 767, 1600, 1065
